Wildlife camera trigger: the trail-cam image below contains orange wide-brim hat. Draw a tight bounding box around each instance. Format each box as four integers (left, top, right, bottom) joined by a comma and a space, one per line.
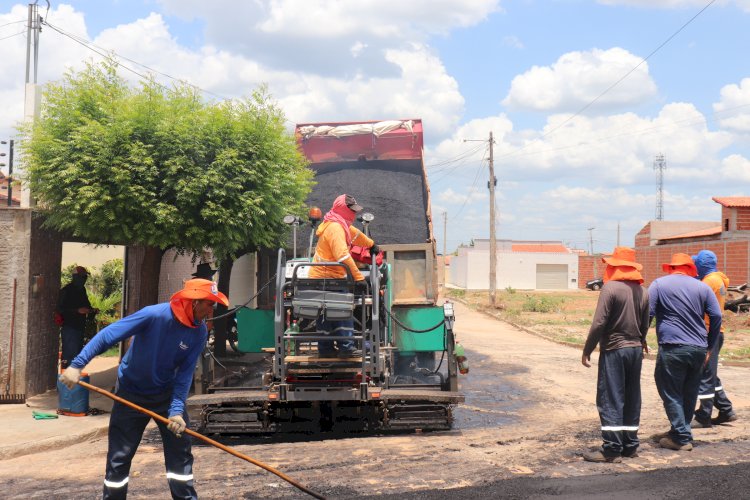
661, 253, 698, 277
602, 246, 642, 271
171, 278, 229, 307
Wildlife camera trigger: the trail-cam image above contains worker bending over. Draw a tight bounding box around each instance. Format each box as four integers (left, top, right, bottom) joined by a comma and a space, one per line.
60, 279, 229, 500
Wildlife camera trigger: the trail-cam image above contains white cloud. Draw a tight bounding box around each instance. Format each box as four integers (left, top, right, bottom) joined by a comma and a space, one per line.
0, 7, 466, 141
492, 103, 731, 185
158, 0, 502, 77
439, 187, 488, 205
714, 77, 750, 134
502, 47, 657, 113
719, 154, 750, 182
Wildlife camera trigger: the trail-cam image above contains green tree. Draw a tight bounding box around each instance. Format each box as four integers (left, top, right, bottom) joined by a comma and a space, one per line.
23, 61, 313, 308
88, 258, 123, 298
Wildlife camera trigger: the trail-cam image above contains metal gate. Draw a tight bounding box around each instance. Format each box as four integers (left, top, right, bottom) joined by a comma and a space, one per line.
535, 264, 568, 289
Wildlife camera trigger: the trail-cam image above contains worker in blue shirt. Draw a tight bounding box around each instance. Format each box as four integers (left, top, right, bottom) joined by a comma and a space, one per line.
649, 253, 721, 452
60, 278, 229, 500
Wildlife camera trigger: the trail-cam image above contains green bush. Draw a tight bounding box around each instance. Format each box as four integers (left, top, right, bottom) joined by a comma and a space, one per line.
521, 295, 565, 313
505, 286, 516, 294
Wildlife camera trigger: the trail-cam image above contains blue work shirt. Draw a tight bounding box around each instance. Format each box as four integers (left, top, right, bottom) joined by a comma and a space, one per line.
71, 303, 208, 417
648, 273, 721, 351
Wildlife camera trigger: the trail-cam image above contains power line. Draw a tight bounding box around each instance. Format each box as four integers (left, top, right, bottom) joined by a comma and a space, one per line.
0, 30, 25, 42
453, 149, 488, 220
0, 19, 26, 30
42, 19, 229, 101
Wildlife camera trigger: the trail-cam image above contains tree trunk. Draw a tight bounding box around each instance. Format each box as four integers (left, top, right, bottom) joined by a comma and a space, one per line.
213, 257, 234, 357
124, 245, 164, 316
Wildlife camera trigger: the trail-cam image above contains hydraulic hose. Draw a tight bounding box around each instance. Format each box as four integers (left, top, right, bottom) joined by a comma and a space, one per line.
78, 380, 326, 500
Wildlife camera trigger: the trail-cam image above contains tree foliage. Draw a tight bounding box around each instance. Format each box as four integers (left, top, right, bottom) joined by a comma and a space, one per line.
23, 61, 313, 262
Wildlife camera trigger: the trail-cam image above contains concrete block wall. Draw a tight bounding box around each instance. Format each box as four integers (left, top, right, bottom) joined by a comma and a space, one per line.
0, 209, 31, 396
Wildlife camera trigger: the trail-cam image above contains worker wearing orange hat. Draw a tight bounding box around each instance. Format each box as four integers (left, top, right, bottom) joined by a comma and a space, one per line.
581, 247, 650, 463
60, 278, 229, 499
649, 253, 722, 452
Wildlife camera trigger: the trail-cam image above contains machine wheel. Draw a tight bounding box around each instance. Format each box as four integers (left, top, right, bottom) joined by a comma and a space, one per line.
592, 283, 601, 291
228, 316, 239, 352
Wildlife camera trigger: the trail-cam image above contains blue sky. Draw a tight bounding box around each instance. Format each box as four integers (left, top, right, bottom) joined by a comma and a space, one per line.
1, 0, 749, 254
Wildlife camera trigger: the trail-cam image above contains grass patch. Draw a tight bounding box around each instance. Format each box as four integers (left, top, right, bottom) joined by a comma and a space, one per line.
101, 346, 119, 357
448, 288, 750, 362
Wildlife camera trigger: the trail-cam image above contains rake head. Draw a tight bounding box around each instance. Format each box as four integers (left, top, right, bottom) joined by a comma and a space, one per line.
0, 392, 26, 404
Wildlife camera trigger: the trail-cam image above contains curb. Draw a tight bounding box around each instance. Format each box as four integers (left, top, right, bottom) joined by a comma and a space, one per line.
0, 425, 109, 461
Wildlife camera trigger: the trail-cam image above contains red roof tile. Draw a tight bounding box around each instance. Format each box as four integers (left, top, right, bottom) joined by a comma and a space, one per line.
659, 225, 722, 241
511, 244, 569, 253
712, 196, 750, 208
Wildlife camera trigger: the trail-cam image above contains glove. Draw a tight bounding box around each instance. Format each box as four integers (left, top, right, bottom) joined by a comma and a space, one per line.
355, 280, 369, 295
167, 415, 187, 437
59, 366, 82, 389
370, 244, 380, 255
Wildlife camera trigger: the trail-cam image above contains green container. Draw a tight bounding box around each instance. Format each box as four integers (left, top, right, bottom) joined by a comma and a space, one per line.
393, 306, 445, 352
236, 308, 275, 353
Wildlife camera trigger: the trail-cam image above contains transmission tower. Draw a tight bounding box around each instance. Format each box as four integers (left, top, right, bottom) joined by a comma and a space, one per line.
653, 153, 666, 220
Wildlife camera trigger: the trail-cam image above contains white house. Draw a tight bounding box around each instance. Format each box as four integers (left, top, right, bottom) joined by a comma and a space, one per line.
449, 239, 580, 290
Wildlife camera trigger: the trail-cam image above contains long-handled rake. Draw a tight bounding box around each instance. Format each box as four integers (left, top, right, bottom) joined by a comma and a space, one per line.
2, 278, 26, 404
78, 380, 325, 499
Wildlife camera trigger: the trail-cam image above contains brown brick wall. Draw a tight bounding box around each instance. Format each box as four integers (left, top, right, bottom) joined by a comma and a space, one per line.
635, 239, 750, 286
737, 207, 750, 231
578, 255, 604, 288
635, 223, 652, 247
25, 215, 64, 395
722, 206, 733, 231
0, 209, 63, 397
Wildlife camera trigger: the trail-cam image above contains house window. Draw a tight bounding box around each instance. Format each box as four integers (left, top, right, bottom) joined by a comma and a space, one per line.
724, 218, 730, 231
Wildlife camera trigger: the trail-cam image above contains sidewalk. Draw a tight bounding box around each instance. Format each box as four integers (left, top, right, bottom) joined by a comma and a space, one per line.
0, 356, 119, 461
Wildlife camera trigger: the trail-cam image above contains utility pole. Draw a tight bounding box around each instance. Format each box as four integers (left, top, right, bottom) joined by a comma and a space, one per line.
442, 211, 448, 289
463, 132, 498, 307
21, 2, 44, 208
617, 222, 620, 247
588, 227, 595, 255
488, 132, 497, 308
653, 153, 666, 221
0, 140, 14, 206
442, 211, 447, 258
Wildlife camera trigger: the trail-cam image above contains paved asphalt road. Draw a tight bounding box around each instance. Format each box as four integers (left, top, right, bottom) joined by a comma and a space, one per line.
362, 461, 750, 499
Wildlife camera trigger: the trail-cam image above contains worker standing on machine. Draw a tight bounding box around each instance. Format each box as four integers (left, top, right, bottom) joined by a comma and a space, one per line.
309, 194, 379, 357
59, 279, 229, 500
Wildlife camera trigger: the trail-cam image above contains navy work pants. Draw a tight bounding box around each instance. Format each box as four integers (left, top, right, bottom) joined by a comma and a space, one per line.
103, 387, 196, 500
654, 343, 706, 445
695, 333, 734, 420
60, 325, 84, 369
596, 346, 642, 457
316, 316, 355, 355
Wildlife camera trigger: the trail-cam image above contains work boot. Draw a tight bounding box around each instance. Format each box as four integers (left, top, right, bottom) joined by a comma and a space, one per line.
621, 448, 639, 458
651, 430, 671, 442
711, 412, 738, 425
582, 449, 622, 463
692, 415, 712, 428
659, 437, 692, 451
